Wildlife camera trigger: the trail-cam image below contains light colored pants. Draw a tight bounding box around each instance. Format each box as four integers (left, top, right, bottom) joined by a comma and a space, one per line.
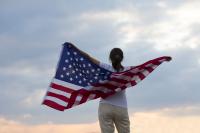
98, 103, 130, 133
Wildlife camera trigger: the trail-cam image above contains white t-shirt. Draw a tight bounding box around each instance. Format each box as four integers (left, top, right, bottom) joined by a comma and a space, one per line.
99, 62, 130, 108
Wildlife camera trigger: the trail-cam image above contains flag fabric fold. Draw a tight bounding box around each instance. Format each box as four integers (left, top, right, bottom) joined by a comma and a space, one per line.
42, 42, 171, 111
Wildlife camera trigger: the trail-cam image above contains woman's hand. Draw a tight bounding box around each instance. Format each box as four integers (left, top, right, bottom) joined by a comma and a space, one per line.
166, 56, 172, 62
67, 42, 100, 65
68, 42, 78, 50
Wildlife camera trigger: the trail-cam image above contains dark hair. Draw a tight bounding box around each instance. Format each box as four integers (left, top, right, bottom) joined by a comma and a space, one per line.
109, 48, 124, 72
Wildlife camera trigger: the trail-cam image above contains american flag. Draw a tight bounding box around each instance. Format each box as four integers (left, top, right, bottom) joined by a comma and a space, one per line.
42, 42, 171, 111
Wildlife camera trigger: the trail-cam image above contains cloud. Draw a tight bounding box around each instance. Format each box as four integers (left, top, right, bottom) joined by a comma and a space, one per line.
0, 117, 100, 133
131, 109, 200, 133
0, 0, 200, 125
20, 89, 45, 108
0, 61, 53, 79
1, 106, 200, 133
78, 9, 141, 50
146, 0, 200, 51
22, 114, 32, 119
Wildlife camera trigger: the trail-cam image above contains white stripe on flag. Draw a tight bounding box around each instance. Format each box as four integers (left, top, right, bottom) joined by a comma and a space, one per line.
132, 75, 141, 83
145, 63, 153, 67
130, 68, 140, 73
108, 81, 124, 87
52, 78, 82, 90
48, 87, 71, 98
44, 96, 67, 107
151, 65, 158, 69
88, 86, 112, 93
125, 82, 132, 88
110, 74, 130, 81
76, 95, 83, 101
115, 88, 122, 92
159, 58, 167, 62
72, 95, 83, 107
87, 94, 96, 100
141, 70, 150, 76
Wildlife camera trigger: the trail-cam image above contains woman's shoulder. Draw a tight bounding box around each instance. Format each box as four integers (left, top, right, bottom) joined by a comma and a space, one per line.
99, 62, 130, 72
123, 66, 131, 71
99, 62, 113, 71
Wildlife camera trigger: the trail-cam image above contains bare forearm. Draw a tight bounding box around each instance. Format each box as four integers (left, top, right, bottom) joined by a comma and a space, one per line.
79, 49, 100, 65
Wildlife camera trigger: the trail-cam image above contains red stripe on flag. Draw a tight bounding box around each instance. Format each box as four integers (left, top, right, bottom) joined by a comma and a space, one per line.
138, 72, 145, 80
65, 91, 80, 109
110, 77, 128, 84
78, 89, 90, 104
92, 82, 117, 90
140, 57, 164, 67
47, 92, 70, 102
42, 100, 65, 111
50, 83, 74, 93
145, 67, 154, 73
122, 72, 135, 77
152, 61, 162, 66
130, 80, 137, 86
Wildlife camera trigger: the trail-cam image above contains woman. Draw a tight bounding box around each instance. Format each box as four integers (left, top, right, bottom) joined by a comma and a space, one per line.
70, 43, 130, 133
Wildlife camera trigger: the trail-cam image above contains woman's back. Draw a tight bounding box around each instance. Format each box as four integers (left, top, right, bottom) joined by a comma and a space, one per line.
99, 62, 131, 108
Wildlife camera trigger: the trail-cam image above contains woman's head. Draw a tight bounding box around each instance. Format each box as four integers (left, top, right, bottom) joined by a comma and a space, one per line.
109, 48, 124, 72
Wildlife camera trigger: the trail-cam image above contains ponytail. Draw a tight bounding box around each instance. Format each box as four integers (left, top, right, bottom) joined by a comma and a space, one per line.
109, 48, 124, 72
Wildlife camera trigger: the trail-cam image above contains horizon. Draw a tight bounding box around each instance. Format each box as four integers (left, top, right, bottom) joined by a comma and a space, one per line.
0, 0, 200, 132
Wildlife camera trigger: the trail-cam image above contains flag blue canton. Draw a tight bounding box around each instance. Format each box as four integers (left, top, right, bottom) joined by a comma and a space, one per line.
55, 42, 112, 87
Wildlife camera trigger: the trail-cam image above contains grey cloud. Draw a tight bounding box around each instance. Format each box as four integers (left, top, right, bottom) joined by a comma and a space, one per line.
0, 0, 199, 125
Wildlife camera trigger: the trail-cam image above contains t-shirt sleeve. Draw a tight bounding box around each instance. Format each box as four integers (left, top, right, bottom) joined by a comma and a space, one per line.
99, 62, 113, 72
99, 62, 131, 72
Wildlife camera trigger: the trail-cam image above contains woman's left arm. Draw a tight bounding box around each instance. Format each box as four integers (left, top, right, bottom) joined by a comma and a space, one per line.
69, 42, 100, 65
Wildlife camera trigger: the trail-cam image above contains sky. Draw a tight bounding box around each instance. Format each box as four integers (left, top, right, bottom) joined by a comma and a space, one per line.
0, 0, 200, 132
